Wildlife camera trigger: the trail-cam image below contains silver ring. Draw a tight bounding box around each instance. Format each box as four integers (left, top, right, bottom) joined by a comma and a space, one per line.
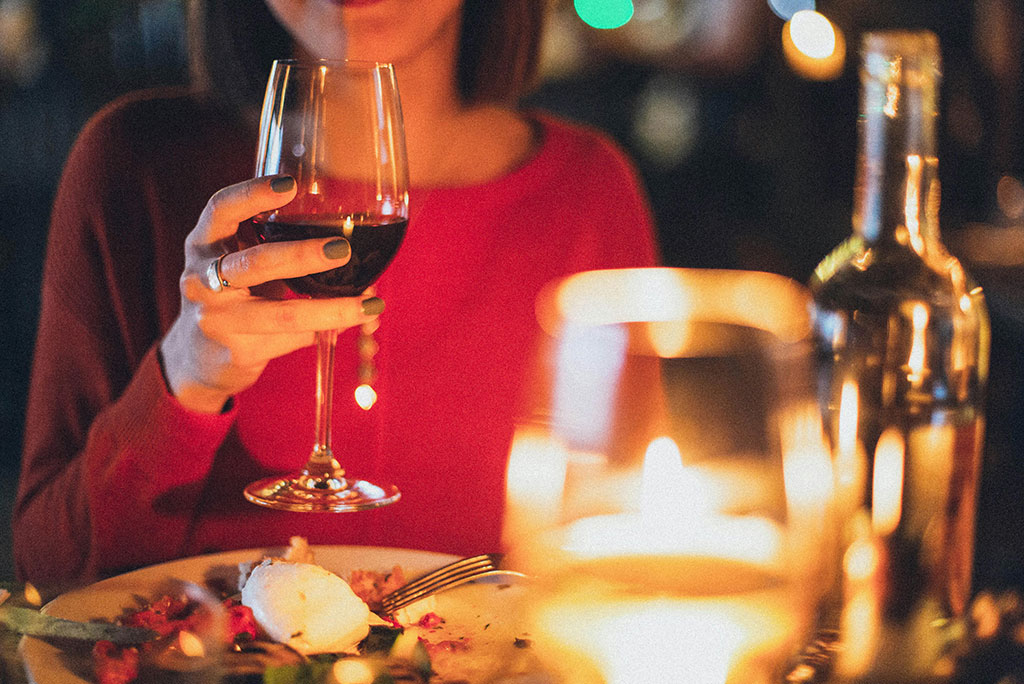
206, 254, 231, 292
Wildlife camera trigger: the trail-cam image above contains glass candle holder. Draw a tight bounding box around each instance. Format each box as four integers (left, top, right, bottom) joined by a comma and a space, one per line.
504, 268, 836, 684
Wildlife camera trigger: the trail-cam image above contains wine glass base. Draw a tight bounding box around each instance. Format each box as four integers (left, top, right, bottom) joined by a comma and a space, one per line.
244, 474, 400, 512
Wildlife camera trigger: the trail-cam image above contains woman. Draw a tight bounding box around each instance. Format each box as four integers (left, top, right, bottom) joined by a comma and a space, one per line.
14, 0, 658, 586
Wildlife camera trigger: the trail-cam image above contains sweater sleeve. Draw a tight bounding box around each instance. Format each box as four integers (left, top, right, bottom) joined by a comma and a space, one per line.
12, 100, 235, 587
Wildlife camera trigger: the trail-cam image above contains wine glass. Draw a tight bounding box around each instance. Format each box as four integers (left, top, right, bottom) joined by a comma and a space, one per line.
503, 268, 837, 684
243, 59, 409, 512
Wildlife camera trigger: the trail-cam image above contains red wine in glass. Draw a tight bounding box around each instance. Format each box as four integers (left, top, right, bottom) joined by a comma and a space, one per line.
254, 215, 408, 298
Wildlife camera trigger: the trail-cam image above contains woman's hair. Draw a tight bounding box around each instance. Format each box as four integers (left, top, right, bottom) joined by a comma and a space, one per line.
186, 0, 545, 111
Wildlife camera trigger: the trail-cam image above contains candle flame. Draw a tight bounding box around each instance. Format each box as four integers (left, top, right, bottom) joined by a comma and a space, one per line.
560, 437, 782, 566
871, 428, 905, 535
640, 437, 712, 520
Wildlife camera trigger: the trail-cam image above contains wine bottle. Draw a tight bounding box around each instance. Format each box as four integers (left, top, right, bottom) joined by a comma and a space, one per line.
808, 30, 990, 682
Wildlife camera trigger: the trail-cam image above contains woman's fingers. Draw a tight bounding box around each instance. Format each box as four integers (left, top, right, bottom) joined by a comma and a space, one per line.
190, 175, 296, 247
199, 295, 383, 336
216, 236, 352, 290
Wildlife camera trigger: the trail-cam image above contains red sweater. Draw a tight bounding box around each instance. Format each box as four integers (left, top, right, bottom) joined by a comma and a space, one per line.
14, 89, 658, 585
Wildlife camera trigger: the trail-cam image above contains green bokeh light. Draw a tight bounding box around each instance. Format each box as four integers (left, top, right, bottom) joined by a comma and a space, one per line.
574, 0, 634, 30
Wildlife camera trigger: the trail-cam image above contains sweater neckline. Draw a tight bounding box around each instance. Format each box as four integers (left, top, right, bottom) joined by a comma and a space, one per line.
409, 111, 565, 195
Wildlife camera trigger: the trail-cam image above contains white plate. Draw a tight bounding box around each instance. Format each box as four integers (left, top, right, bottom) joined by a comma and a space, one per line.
20, 545, 536, 684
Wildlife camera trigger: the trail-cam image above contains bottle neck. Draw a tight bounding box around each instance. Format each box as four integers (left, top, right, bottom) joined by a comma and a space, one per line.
853, 35, 942, 251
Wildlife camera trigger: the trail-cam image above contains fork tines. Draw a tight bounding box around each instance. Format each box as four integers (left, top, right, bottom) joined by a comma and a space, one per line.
380, 553, 498, 614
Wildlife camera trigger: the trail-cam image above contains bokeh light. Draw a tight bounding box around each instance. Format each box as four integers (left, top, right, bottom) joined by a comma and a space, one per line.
632, 76, 700, 169
768, 0, 815, 21
23, 583, 41, 606
332, 658, 376, 684
781, 10, 846, 81
997, 175, 1024, 220
574, 0, 634, 30
354, 384, 377, 410
790, 10, 836, 59
0, 0, 48, 85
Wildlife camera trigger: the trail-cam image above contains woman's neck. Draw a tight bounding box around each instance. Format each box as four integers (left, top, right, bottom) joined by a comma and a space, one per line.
391, 43, 466, 186
292, 18, 535, 189
398, 58, 536, 189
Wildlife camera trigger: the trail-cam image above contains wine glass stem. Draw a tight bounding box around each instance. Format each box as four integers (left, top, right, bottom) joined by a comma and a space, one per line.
310, 328, 338, 472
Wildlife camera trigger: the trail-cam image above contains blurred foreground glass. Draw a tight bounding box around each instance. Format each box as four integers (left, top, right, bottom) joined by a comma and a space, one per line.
503, 268, 835, 684
244, 59, 409, 512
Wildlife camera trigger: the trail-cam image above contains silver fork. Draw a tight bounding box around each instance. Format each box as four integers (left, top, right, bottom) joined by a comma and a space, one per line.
380, 553, 525, 614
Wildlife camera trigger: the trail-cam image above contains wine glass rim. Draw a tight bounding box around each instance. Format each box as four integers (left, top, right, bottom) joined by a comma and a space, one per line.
271, 58, 396, 70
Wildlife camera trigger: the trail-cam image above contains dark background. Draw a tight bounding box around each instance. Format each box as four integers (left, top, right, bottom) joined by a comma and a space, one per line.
1, 0, 1022, 589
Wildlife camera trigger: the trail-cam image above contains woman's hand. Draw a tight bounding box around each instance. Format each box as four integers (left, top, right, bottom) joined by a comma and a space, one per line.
159, 175, 382, 414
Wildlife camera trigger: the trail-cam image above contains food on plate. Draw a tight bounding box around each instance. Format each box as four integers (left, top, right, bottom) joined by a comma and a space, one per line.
91, 641, 140, 684
122, 594, 257, 642
51, 539, 533, 684
91, 593, 259, 684
236, 534, 316, 592
240, 558, 378, 655
348, 565, 406, 612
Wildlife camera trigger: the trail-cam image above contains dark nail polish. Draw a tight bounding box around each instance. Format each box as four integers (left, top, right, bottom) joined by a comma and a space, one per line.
361, 297, 385, 316
270, 175, 295, 193
323, 239, 351, 260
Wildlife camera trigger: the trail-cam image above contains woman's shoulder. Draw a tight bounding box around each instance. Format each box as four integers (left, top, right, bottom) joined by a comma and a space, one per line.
531, 111, 637, 169
60, 87, 252, 209
70, 87, 246, 168
80, 87, 209, 137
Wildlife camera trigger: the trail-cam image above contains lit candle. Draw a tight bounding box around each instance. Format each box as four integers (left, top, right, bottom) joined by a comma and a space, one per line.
558, 439, 784, 568
524, 438, 812, 684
